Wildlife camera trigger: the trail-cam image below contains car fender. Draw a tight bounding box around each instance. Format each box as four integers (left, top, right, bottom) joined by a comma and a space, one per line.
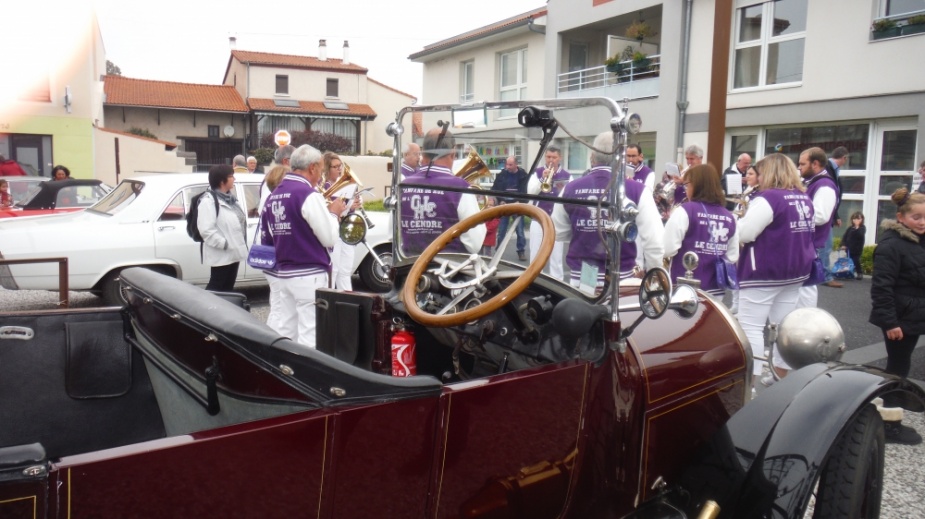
675, 363, 925, 518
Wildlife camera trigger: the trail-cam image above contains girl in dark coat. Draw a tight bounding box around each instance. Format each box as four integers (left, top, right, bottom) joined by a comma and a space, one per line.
840, 211, 866, 279
869, 187, 925, 445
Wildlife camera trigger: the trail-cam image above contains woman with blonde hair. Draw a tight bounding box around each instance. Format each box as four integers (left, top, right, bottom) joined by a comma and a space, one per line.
323, 152, 356, 291
664, 164, 739, 299
257, 163, 291, 334
736, 153, 815, 381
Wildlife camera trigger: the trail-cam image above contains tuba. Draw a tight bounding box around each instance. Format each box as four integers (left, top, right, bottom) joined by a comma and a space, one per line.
731, 185, 757, 219
323, 162, 376, 229
454, 148, 492, 189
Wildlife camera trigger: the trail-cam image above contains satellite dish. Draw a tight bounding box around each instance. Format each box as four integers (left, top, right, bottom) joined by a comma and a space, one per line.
223, 125, 235, 137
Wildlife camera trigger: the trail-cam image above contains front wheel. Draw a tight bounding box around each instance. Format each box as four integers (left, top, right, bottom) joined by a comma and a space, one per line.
358, 244, 393, 293
100, 271, 127, 306
812, 404, 884, 518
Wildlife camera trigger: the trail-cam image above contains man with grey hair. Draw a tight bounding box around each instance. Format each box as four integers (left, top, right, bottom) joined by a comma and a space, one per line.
259, 144, 347, 349
722, 153, 751, 205
232, 154, 248, 173
552, 132, 663, 292
246, 155, 260, 173
401, 142, 421, 177
274, 144, 296, 169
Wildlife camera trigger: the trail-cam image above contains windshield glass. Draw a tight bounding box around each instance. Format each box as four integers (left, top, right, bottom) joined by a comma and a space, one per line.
89, 180, 144, 215
392, 99, 647, 298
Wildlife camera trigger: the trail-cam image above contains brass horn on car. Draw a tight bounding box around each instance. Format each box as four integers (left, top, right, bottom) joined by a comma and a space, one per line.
454, 148, 492, 189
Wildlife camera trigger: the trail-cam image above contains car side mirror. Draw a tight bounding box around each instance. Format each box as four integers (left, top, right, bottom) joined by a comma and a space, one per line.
340, 214, 367, 245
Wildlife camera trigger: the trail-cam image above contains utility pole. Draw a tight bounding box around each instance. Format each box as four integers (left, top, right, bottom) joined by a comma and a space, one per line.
707, 0, 734, 171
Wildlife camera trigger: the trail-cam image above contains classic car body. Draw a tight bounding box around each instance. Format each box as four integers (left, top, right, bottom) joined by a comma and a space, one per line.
0, 173, 391, 303
0, 176, 46, 206
1, 98, 923, 519
0, 178, 111, 218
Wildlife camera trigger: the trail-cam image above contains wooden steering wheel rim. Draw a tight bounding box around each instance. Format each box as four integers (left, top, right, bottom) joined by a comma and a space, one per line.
402, 203, 555, 327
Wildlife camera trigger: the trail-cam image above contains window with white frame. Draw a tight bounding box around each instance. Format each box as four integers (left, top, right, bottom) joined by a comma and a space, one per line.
732, 0, 807, 89
879, 0, 925, 17
460, 61, 474, 103
499, 48, 527, 117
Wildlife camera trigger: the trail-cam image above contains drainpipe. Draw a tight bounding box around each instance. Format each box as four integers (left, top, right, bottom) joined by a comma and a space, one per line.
676, 0, 693, 159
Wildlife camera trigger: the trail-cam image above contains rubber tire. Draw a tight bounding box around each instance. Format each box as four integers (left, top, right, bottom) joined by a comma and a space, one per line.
358, 244, 393, 293
100, 271, 127, 306
813, 404, 884, 518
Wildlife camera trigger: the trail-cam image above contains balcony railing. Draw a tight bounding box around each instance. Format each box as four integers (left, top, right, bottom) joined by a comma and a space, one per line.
557, 55, 661, 100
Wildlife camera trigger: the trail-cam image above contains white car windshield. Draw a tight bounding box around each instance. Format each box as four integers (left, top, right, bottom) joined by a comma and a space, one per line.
89, 180, 144, 215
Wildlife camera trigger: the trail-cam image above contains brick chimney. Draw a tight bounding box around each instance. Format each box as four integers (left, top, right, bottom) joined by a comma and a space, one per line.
342, 40, 350, 65
319, 39, 327, 61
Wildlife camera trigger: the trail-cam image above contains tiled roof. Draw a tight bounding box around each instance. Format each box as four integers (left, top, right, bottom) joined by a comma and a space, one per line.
409, 7, 547, 60
104, 76, 248, 112
230, 50, 368, 73
96, 126, 178, 149
248, 98, 377, 119
368, 77, 416, 102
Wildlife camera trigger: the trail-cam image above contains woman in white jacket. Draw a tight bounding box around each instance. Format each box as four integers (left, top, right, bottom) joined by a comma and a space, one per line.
198, 164, 247, 292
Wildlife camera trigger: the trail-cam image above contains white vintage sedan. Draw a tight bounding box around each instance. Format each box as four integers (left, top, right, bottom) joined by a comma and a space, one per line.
0, 173, 392, 304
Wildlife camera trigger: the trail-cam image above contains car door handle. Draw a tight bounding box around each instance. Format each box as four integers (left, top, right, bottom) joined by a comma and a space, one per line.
158, 226, 176, 231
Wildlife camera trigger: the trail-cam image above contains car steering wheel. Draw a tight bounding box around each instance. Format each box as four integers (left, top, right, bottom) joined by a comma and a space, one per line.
402, 203, 554, 327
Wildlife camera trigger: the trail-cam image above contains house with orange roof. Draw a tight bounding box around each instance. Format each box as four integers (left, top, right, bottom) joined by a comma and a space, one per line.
224, 41, 416, 156
102, 75, 250, 173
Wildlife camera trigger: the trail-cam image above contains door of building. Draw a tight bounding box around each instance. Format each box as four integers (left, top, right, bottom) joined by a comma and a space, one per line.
869, 123, 918, 241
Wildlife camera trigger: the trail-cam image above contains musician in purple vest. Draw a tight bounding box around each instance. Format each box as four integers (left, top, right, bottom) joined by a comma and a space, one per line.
260, 144, 347, 350
626, 144, 655, 192
527, 146, 570, 278
796, 146, 841, 308
399, 127, 485, 256
736, 153, 816, 379
401, 142, 421, 178
664, 164, 739, 299
552, 132, 664, 293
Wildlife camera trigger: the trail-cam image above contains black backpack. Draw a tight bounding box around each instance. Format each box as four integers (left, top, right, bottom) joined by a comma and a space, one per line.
186, 190, 220, 261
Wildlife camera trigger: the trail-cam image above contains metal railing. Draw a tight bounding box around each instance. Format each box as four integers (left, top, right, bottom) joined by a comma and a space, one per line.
557, 54, 661, 94
0, 257, 69, 308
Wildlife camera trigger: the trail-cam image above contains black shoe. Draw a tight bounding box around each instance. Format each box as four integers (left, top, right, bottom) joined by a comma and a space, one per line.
884, 421, 923, 445
517, 251, 527, 261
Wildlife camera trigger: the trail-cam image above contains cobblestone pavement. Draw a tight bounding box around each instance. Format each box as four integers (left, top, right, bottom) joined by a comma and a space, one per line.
1, 284, 923, 516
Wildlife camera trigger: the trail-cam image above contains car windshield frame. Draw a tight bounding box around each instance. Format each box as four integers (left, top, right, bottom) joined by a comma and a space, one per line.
387, 97, 636, 309
88, 179, 145, 216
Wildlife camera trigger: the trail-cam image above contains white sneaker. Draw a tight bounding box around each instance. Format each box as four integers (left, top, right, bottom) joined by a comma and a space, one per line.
729, 303, 739, 314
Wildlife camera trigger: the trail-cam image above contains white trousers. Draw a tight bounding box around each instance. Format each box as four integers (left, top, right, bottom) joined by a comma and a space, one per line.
530, 220, 563, 279
330, 240, 356, 291
796, 285, 818, 309
271, 272, 328, 349
264, 272, 284, 333
737, 284, 799, 375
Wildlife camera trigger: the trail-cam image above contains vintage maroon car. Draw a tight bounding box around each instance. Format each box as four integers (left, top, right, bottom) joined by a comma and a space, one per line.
1, 98, 923, 519
0, 178, 110, 218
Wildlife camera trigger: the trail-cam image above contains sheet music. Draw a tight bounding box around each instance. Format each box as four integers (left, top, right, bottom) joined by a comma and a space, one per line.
726, 174, 743, 195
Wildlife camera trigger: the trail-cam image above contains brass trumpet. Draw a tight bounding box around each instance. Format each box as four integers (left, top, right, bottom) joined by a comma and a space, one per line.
454, 148, 492, 189
323, 162, 376, 229
729, 185, 757, 218
539, 163, 557, 193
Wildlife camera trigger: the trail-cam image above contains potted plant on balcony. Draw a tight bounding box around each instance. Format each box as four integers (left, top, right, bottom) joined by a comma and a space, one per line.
903, 14, 925, 35
625, 20, 654, 41
631, 51, 652, 74
872, 18, 900, 39
604, 54, 624, 74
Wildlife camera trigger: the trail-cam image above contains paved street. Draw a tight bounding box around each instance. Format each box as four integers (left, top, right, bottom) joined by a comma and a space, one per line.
1, 265, 924, 516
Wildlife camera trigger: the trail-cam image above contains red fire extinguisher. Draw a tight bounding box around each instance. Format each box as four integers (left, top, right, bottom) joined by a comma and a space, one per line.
391, 320, 417, 377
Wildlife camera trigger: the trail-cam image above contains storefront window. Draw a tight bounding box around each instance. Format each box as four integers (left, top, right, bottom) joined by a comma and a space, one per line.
729, 134, 758, 166
764, 123, 869, 166
880, 129, 917, 171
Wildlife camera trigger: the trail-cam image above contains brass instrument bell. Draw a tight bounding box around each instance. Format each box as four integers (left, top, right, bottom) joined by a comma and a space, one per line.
454, 148, 492, 189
